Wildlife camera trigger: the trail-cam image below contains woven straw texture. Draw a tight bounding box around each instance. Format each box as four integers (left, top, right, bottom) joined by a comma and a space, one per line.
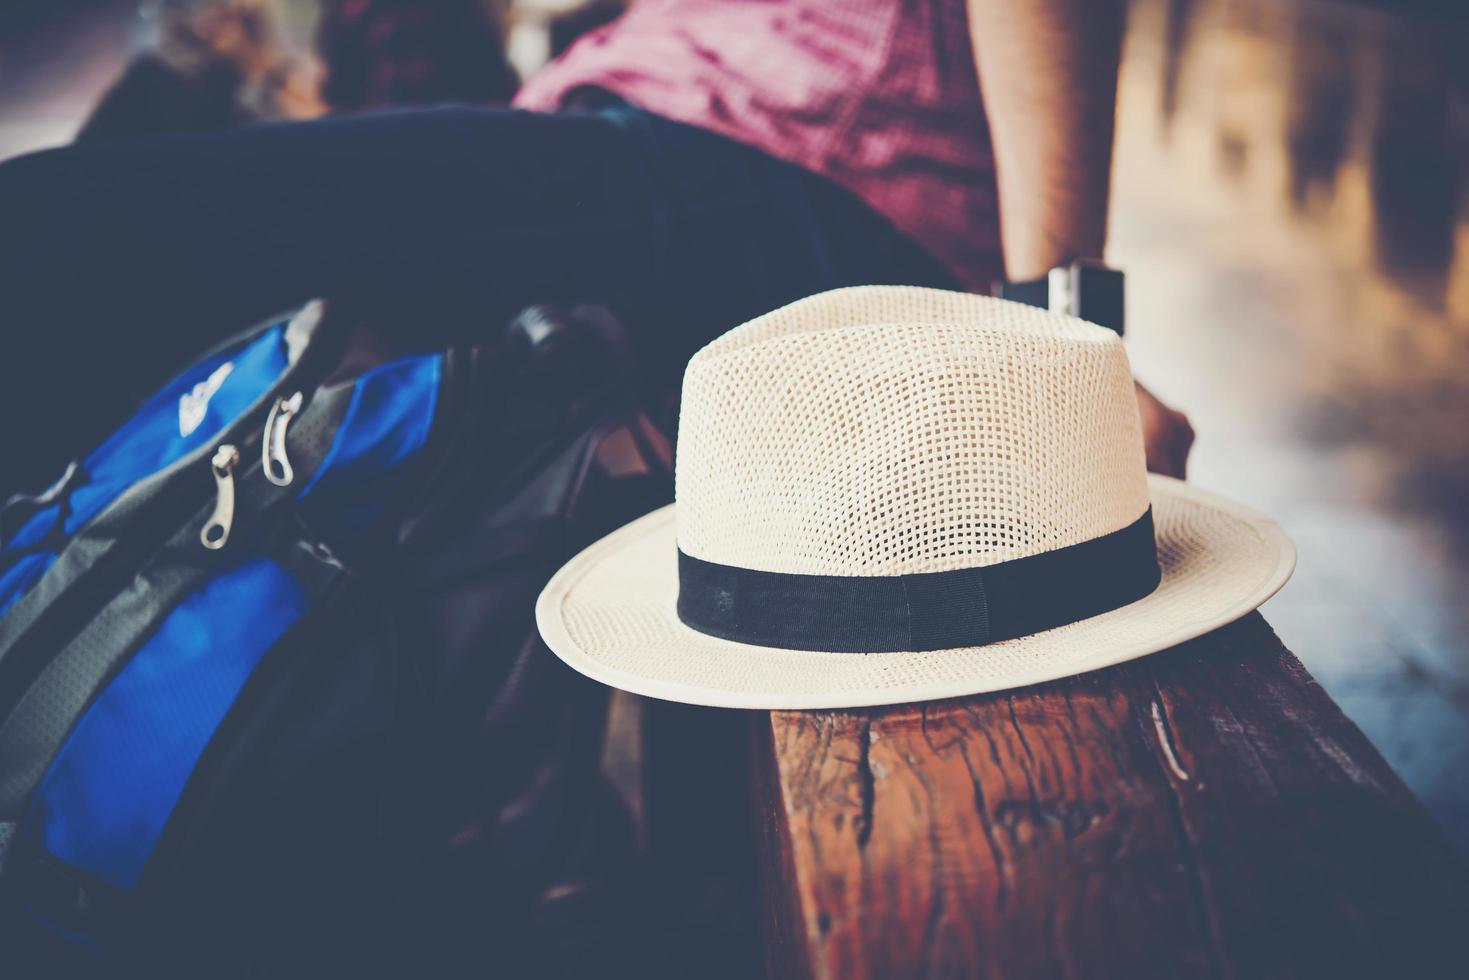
537, 286, 1294, 708
538, 479, 1292, 708
676, 287, 1149, 574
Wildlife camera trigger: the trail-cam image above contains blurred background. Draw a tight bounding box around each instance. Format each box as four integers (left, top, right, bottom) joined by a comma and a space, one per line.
1, 0, 1466, 854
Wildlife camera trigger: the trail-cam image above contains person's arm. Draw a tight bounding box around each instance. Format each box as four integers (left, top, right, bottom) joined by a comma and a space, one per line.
967, 0, 1194, 477
968, 0, 1122, 279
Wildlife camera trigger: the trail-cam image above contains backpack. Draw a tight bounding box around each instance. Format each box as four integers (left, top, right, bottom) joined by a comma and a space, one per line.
0, 300, 672, 976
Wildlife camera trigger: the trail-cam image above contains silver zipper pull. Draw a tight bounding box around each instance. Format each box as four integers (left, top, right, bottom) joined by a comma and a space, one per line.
201, 445, 239, 550
263, 391, 303, 487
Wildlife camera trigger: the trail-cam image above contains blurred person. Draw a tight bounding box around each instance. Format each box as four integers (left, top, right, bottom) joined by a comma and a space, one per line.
0, 0, 1192, 496
78, 0, 324, 142
79, 0, 524, 138
316, 0, 518, 111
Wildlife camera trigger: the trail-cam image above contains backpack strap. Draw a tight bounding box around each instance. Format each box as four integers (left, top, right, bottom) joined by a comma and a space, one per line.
0, 462, 84, 562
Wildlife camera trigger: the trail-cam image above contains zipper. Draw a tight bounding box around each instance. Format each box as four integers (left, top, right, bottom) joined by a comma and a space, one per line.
262, 392, 303, 487
0, 314, 344, 727
0, 432, 268, 727
200, 445, 240, 550
201, 387, 304, 550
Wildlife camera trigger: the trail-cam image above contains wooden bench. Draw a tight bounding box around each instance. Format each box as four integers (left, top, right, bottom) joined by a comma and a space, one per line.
747, 613, 1469, 978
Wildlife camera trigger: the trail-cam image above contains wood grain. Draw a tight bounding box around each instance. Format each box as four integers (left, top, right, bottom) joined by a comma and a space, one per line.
752, 613, 1469, 979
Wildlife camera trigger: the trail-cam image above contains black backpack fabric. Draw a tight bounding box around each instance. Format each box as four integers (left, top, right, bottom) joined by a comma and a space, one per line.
0, 301, 672, 976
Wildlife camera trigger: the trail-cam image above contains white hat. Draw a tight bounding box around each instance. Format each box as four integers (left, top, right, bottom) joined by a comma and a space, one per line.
536, 286, 1293, 709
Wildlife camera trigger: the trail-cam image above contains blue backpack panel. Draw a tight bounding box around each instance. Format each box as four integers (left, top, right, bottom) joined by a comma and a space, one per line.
0, 302, 671, 976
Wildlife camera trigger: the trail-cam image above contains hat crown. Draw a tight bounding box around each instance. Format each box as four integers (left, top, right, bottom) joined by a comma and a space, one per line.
674, 286, 1150, 576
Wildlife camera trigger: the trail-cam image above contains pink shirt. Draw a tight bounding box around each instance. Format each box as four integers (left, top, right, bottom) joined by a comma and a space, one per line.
513, 0, 1001, 292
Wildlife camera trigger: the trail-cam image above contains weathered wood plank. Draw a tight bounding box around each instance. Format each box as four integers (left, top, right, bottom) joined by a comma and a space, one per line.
752, 613, 1469, 979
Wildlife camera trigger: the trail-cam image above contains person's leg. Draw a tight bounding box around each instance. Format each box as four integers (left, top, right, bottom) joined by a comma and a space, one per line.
0, 101, 957, 492
0, 105, 670, 488
582, 100, 958, 394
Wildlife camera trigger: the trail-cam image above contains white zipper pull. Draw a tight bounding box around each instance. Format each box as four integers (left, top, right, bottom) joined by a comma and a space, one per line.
201, 445, 239, 550
263, 391, 303, 487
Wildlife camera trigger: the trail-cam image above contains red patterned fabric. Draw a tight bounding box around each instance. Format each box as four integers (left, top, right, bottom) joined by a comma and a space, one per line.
514, 0, 1001, 291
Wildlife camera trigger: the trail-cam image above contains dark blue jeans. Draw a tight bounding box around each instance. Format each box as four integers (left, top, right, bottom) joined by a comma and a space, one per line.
0, 100, 954, 490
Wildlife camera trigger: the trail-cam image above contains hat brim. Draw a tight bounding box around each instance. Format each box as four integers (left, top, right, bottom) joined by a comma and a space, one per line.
535, 475, 1295, 709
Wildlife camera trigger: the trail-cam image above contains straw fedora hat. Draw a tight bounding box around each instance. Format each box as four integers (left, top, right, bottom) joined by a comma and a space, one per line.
536, 286, 1294, 709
